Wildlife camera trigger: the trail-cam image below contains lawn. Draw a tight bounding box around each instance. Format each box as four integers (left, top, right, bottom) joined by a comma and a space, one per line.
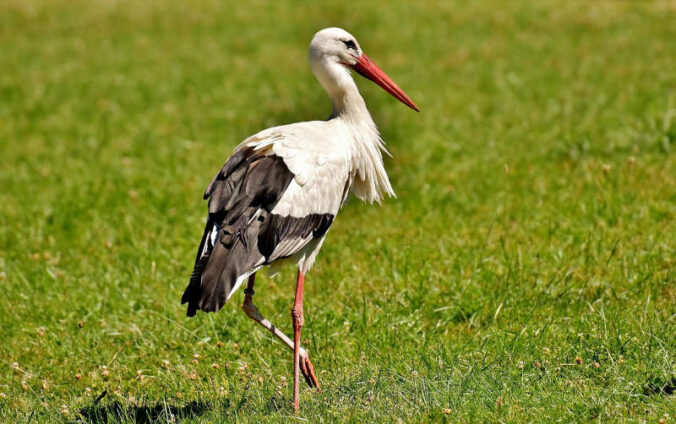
1, 0, 675, 422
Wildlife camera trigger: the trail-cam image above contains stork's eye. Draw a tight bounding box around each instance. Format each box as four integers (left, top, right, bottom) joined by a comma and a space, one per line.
342, 40, 357, 50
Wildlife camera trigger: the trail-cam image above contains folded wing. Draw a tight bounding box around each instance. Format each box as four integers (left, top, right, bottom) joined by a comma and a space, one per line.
182, 128, 351, 317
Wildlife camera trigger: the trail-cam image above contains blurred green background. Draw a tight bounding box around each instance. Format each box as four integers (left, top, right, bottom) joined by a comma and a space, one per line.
1, 0, 674, 422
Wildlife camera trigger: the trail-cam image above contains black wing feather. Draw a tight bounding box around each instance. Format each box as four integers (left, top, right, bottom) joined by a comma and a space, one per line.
182, 146, 337, 317
182, 149, 295, 316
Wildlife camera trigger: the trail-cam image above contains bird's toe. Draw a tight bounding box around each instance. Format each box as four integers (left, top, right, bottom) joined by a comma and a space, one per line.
298, 350, 320, 390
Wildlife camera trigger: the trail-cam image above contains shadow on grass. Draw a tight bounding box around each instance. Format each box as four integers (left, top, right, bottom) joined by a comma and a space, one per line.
643, 376, 676, 396
78, 391, 227, 423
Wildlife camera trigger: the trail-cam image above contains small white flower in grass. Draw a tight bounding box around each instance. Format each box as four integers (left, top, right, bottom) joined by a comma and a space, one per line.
162, 360, 170, 369
518, 361, 524, 369
60, 405, 69, 414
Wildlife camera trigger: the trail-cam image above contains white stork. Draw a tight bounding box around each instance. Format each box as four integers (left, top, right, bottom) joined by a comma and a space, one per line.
181, 27, 418, 411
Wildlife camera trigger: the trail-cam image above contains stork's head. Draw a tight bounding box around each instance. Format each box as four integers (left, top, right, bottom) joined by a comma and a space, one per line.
309, 27, 419, 112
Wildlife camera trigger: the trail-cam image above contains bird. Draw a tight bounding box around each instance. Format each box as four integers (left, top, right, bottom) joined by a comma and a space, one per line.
181, 27, 418, 411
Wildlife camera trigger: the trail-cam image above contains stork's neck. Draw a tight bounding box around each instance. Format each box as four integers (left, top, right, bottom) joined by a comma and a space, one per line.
328, 79, 370, 120
311, 59, 371, 121
310, 58, 395, 203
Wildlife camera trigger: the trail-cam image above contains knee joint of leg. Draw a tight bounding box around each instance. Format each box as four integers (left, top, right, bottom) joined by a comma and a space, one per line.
291, 307, 304, 324
242, 302, 258, 318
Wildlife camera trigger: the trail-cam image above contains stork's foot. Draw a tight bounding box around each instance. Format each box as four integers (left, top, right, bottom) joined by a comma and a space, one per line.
299, 348, 320, 390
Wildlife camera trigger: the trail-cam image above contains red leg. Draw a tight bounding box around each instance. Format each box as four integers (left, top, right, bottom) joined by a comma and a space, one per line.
242, 273, 320, 390
291, 270, 305, 412
245, 273, 256, 295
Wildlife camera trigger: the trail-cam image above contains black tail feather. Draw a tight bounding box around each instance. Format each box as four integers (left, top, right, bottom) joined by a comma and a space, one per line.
183, 153, 295, 317
181, 219, 213, 316
182, 210, 264, 317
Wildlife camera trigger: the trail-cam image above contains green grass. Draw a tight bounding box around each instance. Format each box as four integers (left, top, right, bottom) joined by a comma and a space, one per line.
1, 0, 675, 422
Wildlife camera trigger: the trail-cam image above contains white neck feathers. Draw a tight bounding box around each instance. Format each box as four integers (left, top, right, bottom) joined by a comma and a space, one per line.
311, 59, 395, 203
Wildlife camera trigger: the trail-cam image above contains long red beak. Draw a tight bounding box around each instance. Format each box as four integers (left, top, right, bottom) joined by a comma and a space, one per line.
351, 53, 419, 112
